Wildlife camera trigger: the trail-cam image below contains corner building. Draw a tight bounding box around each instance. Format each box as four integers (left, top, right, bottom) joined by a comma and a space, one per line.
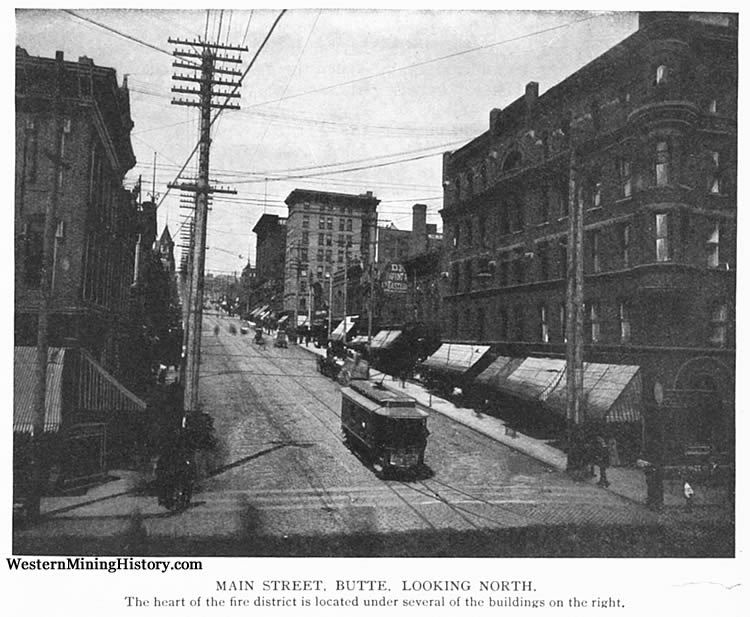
439, 12, 736, 460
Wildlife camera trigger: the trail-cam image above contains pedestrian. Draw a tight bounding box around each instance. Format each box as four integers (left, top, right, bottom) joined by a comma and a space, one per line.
683, 480, 695, 512
213, 325, 220, 337
595, 435, 610, 487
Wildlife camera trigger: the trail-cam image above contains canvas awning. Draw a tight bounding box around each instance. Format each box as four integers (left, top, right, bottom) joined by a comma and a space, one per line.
348, 335, 369, 347
420, 343, 491, 375
369, 329, 402, 350
475, 355, 524, 387
297, 315, 309, 327
485, 356, 643, 423
277, 315, 289, 326
14, 347, 65, 434
329, 315, 358, 342
13, 347, 147, 434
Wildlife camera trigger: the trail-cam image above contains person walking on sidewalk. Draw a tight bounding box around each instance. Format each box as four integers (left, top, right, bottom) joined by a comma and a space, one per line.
595, 435, 610, 487
683, 480, 695, 512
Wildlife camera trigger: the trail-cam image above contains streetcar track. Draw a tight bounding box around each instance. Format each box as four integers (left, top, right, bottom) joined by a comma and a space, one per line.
205, 318, 629, 532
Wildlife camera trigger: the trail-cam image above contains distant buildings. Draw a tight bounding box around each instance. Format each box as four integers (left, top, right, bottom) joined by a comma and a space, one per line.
439, 12, 737, 460
251, 213, 287, 317
282, 189, 379, 323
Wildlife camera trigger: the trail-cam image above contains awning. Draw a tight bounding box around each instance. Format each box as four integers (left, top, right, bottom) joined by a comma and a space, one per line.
277, 315, 289, 326
347, 335, 369, 347
13, 347, 147, 435
486, 356, 643, 423
475, 355, 524, 387
369, 329, 402, 350
420, 343, 491, 375
329, 315, 358, 342
14, 347, 65, 433
545, 362, 643, 423
250, 304, 268, 318
297, 315, 309, 327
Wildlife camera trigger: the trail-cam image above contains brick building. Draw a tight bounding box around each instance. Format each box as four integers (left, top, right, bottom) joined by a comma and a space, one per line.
15, 47, 138, 377
283, 189, 379, 324
251, 213, 287, 317
439, 12, 737, 460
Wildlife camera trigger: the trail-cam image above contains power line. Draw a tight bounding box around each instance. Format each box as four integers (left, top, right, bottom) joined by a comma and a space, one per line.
246, 12, 603, 109
62, 9, 196, 65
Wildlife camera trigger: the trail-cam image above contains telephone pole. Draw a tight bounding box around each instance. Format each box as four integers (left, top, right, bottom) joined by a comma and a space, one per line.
565, 140, 586, 472
169, 37, 246, 415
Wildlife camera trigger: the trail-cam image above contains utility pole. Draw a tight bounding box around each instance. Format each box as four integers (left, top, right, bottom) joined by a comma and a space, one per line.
29, 51, 66, 520
169, 36, 246, 415
565, 138, 586, 472
367, 213, 379, 344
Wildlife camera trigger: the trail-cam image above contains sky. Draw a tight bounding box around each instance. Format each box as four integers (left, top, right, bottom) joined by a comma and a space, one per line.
13, 7, 640, 275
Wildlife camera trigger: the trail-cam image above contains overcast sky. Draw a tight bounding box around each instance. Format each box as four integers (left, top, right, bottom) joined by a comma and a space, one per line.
14, 8, 639, 275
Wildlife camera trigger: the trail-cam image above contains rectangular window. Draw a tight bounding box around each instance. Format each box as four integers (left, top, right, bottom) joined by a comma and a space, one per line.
709, 304, 728, 347
22, 216, 45, 288
619, 159, 632, 197
588, 302, 601, 343
708, 99, 718, 114
302, 231, 309, 245
339, 218, 345, 231
538, 242, 549, 281
300, 248, 308, 262
559, 303, 567, 343
302, 215, 310, 229
539, 304, 549, 343
325, 249, 332, 263
619, 301, 631, 344
540, 185, 550, 223
558, 183, 569, 218
656, 213, 670, 261
316, 248, 324, 261
620, 223, 631, 268
346, 218, 353, 232
453, 224, 460, 249
326, 217, 333, 230
318, 233, 325, 246
318, 217, 326, 229
656, 141, 670, 186
499, 256, 509, 287
709, 151, 722, 194
706, 222, 720, 268
338, 250, 344, 263
590, 229, 601, 273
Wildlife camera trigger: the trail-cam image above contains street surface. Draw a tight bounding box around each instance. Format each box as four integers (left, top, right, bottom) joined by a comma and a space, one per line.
181, 315, 654, 539
20, 313, 727, 557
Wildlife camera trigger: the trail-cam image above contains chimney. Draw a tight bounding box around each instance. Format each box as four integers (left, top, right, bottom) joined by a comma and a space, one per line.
412, 204, 428, 256
525, 81, 539, 109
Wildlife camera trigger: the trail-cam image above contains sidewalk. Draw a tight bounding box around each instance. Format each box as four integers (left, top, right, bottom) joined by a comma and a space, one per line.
298, 342, 732, 516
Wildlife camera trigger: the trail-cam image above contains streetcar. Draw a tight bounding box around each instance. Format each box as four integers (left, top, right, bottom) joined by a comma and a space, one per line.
340, 381, 429, 476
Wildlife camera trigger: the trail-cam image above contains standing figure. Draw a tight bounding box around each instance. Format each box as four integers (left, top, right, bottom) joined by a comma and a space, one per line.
595, 435, 610, 487
683, 480, 695, 512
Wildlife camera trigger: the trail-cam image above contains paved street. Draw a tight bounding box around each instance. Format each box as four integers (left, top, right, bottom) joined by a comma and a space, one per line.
20, 313, 712, 557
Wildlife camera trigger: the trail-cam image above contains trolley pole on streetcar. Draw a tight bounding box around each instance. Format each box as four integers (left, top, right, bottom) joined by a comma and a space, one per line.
169, 36, 246, 416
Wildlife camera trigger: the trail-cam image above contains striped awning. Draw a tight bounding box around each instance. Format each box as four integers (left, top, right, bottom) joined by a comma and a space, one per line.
420, 343, 491, 375
369, 329, 402, 350
14, 347, 66, 434
485, 356, 643, 423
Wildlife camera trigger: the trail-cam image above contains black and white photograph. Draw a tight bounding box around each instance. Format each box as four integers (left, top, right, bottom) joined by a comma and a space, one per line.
6, 3, 745, 614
